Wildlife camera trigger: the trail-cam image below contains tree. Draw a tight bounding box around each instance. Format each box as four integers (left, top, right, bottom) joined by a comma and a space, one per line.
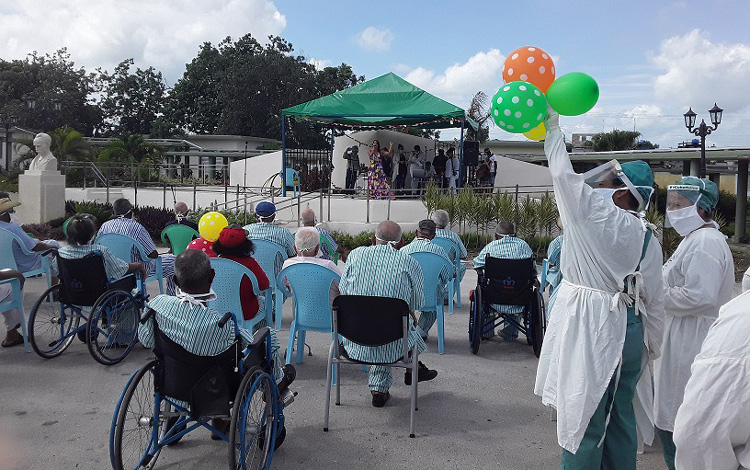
592, 129, 641, 151
166, 34, 364, 148
0, 49, 101, 134
466, 91, 491, 143
98, 59, 167, 136
98, 134, 165, 165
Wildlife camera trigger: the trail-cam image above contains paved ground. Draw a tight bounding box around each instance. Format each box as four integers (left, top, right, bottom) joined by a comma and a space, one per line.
0, 269, 670, 470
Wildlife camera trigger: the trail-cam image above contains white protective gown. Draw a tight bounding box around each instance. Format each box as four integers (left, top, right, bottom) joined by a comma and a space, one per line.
674, 291, 750, 470
654, 226, 734, 432
534, 112, 665, 453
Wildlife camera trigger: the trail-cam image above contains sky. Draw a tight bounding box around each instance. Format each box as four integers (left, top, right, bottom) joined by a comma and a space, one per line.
2, 0, 749, 148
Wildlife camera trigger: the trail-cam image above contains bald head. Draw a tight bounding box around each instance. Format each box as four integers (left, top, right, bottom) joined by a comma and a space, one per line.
300, 208, 316, 226
174, 201, 188, 216
374, 220, 402, 245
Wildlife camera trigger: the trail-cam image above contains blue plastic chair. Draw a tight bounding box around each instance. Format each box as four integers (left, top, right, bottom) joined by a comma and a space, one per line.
410, 251, 454, 355
94, 233, 164, 294
283, 168, 301, 197
250, 239, 289, 330
0, 227, 53, 289
276, 263, 340, 365
540, 258, 549, 292
0, 277, 29, 352
208, 258, 269, 333
430, 237, 461, 312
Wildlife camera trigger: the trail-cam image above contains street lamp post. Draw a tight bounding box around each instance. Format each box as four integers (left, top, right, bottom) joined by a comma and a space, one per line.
683, 103, 723, 178
1, 115, 18, 171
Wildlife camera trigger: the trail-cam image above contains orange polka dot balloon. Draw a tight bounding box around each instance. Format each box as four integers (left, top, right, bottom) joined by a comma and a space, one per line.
502, 46, 556, 93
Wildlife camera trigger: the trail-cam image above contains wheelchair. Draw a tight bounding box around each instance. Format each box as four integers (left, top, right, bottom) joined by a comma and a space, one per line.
468, 256, 546, 357
27, 251, 147, 365
109, 311, 290, 470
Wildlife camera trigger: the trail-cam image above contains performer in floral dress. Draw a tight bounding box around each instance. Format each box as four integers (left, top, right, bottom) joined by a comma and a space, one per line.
368, 139, 393, 200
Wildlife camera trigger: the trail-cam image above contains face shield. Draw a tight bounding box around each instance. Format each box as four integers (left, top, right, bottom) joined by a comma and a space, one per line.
582, 160, 653, 212
665, 184, 706, 235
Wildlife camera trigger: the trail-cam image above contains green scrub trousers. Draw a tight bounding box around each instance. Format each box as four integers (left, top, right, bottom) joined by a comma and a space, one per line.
656, 428, 676, 470
561, 306, 644, 470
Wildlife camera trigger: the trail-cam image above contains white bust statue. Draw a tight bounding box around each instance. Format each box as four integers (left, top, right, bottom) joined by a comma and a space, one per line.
28, 133, 59, 171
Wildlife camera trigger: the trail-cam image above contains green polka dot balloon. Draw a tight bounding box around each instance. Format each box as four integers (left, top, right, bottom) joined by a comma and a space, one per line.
490, 81, 547, 134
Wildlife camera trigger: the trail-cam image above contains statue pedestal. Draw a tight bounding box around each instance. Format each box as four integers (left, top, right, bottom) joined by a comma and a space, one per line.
18, 170, 66, 224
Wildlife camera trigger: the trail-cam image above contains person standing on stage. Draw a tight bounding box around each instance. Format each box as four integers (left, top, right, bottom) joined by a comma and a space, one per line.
368, 140, 392, 200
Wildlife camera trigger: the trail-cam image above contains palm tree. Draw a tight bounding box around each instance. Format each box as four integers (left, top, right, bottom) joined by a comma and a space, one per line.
592, 129, 641, 151
98, 134, 165, 165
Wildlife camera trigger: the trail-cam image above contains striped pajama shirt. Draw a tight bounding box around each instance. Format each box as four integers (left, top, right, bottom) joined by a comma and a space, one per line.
243, 222, 296, 258
339, 244, 426, 393
435, 228, 468, 282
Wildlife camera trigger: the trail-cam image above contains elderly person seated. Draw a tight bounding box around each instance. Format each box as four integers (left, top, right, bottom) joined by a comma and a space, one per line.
339, 220, 438, 408
299, 208, 346, 262
97, 198, 177, 294
0, 197, 59, 284
138, 250, 294, 438
212, 225, 270, 325
400, 219, 452, 339
281, 227, 342, 307
54, 214, 147, 281
244, 201, 295, 257
164, 201, 199, 231
431, 209, 467, 283
472, 221, 534, 341
0, 269, 25, 347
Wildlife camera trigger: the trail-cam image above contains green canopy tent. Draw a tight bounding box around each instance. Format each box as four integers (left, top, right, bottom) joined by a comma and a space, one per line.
280, 72, 478, 195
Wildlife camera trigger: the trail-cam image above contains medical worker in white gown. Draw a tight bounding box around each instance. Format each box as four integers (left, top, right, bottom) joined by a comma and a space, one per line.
534, 107, 665, 470
654, 177, 735, 470
673, 290, 750, 470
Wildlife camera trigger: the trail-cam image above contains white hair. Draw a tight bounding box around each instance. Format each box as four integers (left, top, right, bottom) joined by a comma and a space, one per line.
431, 210, 450, 229
295, 227, 320, 253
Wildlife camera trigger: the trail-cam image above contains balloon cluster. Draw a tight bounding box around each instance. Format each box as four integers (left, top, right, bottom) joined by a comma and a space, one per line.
491, 46, 599, 141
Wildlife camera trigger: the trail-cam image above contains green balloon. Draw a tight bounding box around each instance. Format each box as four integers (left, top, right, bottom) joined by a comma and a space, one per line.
546, 72, 599, 116
490, 82, 547, 134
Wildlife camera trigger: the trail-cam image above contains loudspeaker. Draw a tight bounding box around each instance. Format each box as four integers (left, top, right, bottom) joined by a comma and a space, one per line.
463, 141, 479, 166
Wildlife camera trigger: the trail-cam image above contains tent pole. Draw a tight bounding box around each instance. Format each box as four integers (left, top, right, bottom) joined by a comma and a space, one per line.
329, 126, 334, 220
281, 115, 287, 197
458, 119, 465, 189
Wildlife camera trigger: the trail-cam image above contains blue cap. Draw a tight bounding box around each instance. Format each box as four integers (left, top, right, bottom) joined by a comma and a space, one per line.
255, 201, 276, 217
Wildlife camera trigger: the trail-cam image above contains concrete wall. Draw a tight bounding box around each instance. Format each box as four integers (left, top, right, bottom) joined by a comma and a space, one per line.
495, 155, 553, 195
229, 151, 283, 188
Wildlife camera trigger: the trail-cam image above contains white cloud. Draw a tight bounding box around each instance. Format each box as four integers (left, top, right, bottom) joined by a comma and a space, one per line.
355, 26, 393, 52
404, 49, 506, 108
650, 29, 750, 112
308, 58, 331, 70
0, 0, 287, 85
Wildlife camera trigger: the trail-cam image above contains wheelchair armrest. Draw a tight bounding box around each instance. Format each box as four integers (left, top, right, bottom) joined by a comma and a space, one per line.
140, 308, 154, 324
248, 327, 270, 350
40, 248, 56, 257
218, 312, 233, 328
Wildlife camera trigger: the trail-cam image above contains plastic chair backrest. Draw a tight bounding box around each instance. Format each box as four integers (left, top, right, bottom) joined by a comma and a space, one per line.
284, 168, 300, 188
250, 239, 288, 279
332, 295, 409, 348
482, 256, 535, 306
161, 224, 200, 255
410, 251, 454, 311
208, 257, 266, 332
0, 227, 37, 271
319, 234, 339, 264
95, 233, 149, 264
57, 252, 110, 307
0, 278, 23, 317
277, 263, 340, 330
540, 258, 549, 292
431, 237, 458, 263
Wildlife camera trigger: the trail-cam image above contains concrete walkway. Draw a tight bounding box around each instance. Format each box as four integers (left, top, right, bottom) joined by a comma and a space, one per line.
0, 270, 669, 470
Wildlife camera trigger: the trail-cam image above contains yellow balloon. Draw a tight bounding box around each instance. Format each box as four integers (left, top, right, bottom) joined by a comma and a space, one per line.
524, 122, 546, 141
198, 212, 228, 242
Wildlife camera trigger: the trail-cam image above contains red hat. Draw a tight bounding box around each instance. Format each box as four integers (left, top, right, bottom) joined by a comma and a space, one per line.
218, 226, 247, 248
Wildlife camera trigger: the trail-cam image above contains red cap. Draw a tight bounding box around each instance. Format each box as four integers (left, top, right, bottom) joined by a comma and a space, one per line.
218, 226, 247, 248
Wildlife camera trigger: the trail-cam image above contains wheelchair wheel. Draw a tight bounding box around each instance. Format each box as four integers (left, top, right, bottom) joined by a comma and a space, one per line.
87, 289, 140, 366
229, 366, 276, 470
28, 284, 81, 359
531, 288, 545, 358
112, 360, 162, 470
469, 289, 482, 355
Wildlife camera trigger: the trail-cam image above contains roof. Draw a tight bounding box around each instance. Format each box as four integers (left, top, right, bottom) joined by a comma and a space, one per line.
282, 72, 477, 130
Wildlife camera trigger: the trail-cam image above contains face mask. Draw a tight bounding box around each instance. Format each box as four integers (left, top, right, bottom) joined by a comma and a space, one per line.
592, 187, 624, 205
175, 287, 217, 307
666, 205, 706, 236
